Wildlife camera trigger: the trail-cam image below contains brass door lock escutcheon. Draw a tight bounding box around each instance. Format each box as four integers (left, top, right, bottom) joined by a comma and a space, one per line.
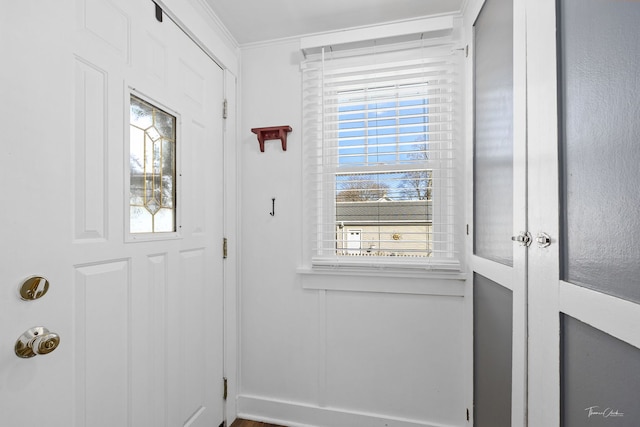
19, 276, 50, 301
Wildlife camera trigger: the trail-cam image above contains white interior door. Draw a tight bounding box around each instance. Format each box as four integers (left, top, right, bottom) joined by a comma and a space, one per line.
467, 0, 528, 424
527, 0, 640, 425
1, 2, 224, 426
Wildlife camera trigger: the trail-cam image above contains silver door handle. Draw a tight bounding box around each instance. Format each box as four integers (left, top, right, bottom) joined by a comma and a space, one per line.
15, 327, 61, 358
511, 231, 532, 247
536, 232, 551, 248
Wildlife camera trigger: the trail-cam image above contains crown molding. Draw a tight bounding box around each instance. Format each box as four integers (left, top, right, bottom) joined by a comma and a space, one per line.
190, 0, 240, 51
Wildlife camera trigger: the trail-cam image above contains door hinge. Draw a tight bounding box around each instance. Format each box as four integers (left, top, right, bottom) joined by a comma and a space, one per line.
222, 99, 228, 119
223, 377, 228, 400
223, 238, 228, 259
466, 408, 470, 422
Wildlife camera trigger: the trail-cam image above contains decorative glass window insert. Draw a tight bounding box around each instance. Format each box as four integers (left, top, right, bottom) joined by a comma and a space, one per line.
129, 95, 177, 233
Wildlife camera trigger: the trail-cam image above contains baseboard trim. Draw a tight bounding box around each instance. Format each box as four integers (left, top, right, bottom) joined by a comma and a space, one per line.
236, 395, 459, 427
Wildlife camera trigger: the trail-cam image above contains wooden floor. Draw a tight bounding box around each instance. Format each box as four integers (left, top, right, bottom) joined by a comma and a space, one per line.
230, 419, 286, 427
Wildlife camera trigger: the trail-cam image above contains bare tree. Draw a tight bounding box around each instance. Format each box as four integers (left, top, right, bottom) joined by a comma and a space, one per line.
399, 144, 432, 200
336, 174, 389, 201
399, 169, 432, 200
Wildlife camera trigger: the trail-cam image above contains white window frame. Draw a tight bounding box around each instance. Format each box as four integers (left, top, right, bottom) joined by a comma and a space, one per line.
301, 40, 464, 276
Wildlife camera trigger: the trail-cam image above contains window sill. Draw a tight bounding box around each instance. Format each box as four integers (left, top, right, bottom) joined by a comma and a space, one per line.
297, 265, 466, 296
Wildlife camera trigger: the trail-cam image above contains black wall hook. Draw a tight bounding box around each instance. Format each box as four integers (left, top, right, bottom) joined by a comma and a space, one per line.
270, 198, 275, 216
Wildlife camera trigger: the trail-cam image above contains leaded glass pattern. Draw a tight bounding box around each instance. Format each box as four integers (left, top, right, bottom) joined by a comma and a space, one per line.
129, 95, 176, 233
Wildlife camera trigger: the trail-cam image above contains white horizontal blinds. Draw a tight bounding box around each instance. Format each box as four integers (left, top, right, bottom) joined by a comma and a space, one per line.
302, 42, 460, 269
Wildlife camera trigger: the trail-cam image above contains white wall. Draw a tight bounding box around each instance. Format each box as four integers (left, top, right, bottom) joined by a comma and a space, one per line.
238, 38, 469, 427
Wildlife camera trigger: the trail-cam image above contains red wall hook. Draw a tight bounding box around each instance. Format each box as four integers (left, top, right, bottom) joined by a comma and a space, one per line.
251, 126, 292, 152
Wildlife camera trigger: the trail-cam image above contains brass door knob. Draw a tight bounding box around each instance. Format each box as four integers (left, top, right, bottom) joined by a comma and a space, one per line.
15, 327, 61, 358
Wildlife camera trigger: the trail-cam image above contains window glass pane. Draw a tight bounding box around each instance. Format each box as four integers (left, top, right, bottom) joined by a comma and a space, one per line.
154, 208, 174, 233
336, 203, 432, 256
559, 0, 640, 303
333, 83, 437, 258
129, 95, 177, 234
130, 96, 153, 129
130, 206, 152, 233
473, 0, 514, 266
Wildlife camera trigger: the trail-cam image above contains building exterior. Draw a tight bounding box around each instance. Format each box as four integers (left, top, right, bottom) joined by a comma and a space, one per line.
336, 200, 433, 257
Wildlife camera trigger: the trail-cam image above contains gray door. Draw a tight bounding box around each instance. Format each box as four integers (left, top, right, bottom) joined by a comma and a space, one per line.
527, 0, 640, 425
470, 0, 528, 425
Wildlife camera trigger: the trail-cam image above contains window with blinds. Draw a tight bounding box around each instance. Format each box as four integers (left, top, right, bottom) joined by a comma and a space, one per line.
302, 41, 461, 271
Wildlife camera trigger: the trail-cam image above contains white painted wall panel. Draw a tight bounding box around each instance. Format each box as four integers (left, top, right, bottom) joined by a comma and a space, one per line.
240, 39, 320, 405
239, 39, 468, 427
240, 269, 319, 402
325, 291, 466, 425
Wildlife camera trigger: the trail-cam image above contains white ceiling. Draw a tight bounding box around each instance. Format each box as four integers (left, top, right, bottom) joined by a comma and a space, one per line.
204, 0, 464, 45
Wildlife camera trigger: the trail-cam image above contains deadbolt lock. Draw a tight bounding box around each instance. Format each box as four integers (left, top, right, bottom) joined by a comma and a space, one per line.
15, 327, 61, 358
19, 276, 50, 301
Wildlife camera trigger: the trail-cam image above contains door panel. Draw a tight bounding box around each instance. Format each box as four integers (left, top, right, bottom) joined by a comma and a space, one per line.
561, 315, 640, 427
473, 273, 513, 427
75, 261, 130, 427
1, 1, 224, 426
74, 58, 108, 241
469, 0, 527, 425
